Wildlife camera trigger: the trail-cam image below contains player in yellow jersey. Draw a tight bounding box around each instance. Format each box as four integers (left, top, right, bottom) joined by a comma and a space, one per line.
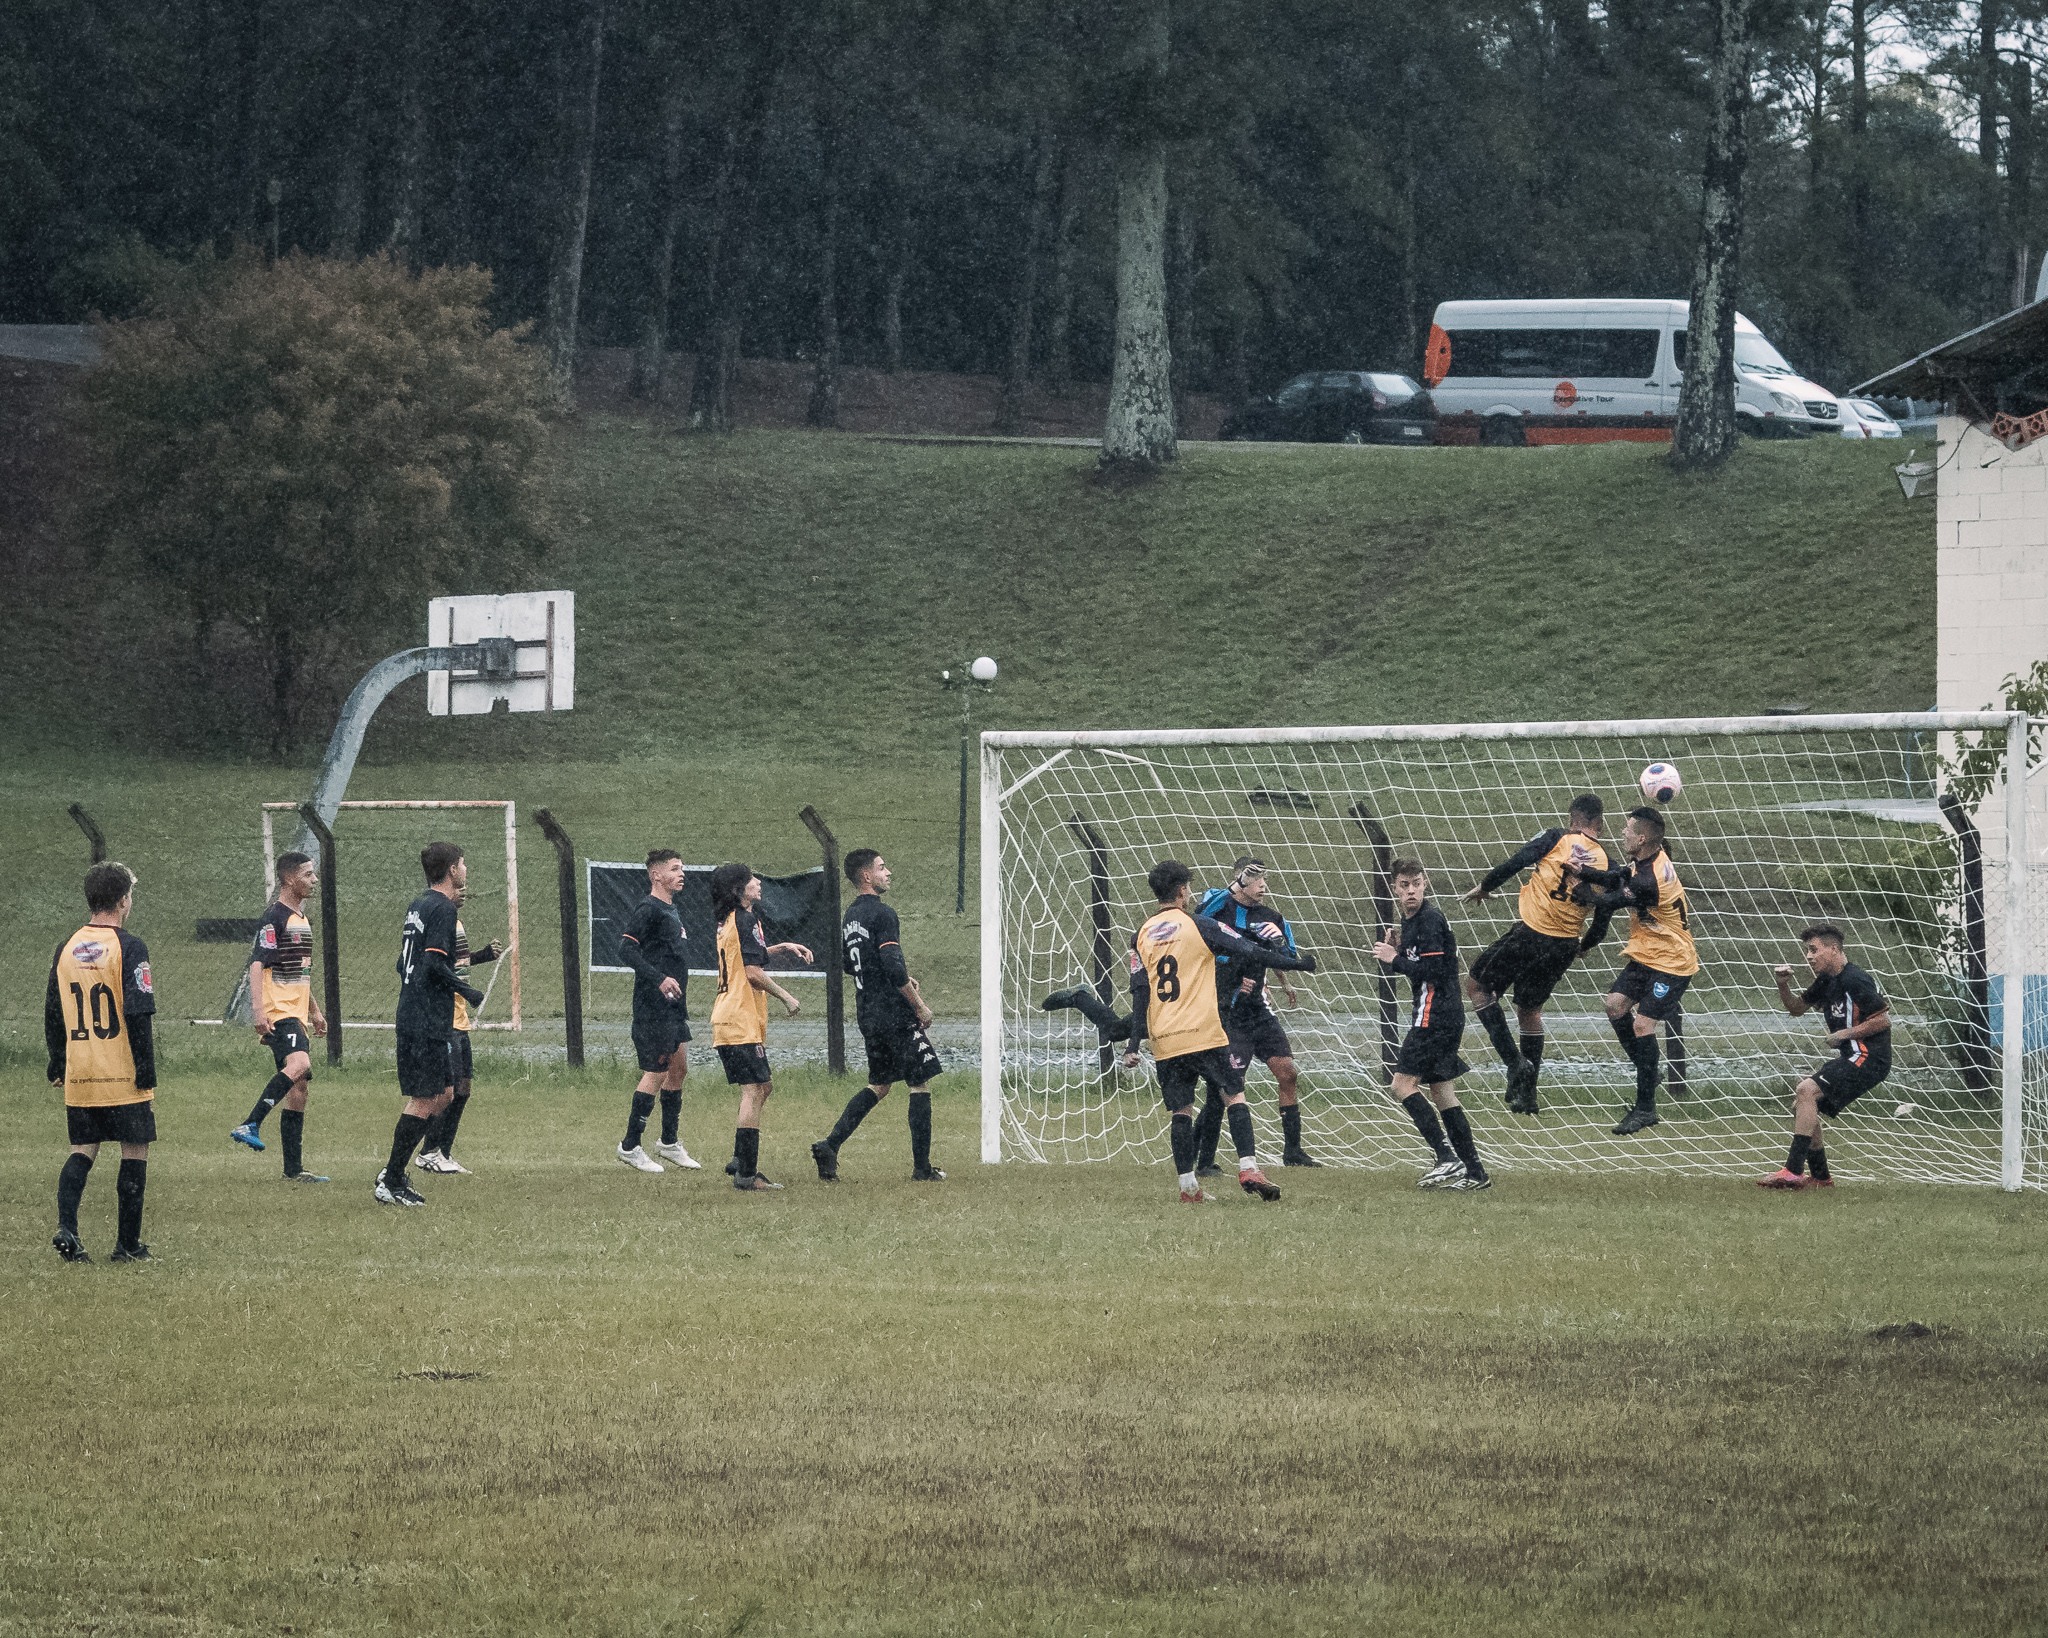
709, 862, 812, 1191
1119, 860, 1317, 1203
231, 851, 330, 1179
1461, 794, 1607, 1115
1569, 806, 1699, 1135
45, 862, 159, 1262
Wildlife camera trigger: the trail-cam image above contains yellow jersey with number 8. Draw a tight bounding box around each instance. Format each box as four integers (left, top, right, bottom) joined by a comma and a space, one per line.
1131, 908, 1227, 1060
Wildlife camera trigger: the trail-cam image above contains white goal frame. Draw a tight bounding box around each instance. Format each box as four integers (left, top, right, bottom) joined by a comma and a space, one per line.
261, 799, 521, 1029
980, 712, 2034, 1189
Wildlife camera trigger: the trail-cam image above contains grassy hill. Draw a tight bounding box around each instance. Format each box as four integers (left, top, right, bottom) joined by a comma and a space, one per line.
0, 428, 1932, 1039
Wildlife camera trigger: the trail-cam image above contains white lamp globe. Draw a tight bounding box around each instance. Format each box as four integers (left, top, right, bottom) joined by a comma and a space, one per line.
970, 656, 998, 682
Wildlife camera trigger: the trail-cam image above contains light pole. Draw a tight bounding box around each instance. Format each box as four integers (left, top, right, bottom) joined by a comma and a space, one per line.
941, 656, 997, 913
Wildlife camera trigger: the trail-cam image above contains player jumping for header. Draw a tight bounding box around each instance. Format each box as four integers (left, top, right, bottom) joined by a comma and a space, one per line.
1759, 925, 1893, 1189
1461, 794, 1608, 1115
1120, 860, 1317, 1203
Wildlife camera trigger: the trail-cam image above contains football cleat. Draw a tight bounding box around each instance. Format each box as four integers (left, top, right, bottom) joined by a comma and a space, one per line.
230, 1122, 266, 1152
1039, 987, 1084, 1011
374, 1175, 400, 1206
1418, 1157, 1464, 1189
415, 1148, 457, 1173
616, 1144, 663, 1174
283, 1171, 331, 1184
1281, 1147, 1325, 1168
1444, 1173, 1493, 1191
374, 1172, 424, 1206
911, 1165, 947, 1182
391, 1180, 427, 1206
1612, 1107, 1661, 1136
810, 1140, 840, 1181
724, 1158, 738, 1176
435, 1154, 473, 1175
1179, 1186, 1216, 1203
1194, 1162, 1223, 1178
732, 1172, 784, 1191
1757, 1168, 1811, 1190
653, 1142, 700, 1170
1504, 1064, 1541, 1115
1806, 1175, 1836, 1188
52, 1229, 90, 1263
1238, 1167, 1282, 1202
108, 1242, 154, 1262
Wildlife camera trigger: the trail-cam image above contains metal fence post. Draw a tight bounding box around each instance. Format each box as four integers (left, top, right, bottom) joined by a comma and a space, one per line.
798, 806, 845, 1076
533, 809, 584, 1068
297, 803, 342, 1065
67, 804, 106, 864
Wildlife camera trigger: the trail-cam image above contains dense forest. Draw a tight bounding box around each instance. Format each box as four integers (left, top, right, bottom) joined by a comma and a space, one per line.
5, 2, 2046, 410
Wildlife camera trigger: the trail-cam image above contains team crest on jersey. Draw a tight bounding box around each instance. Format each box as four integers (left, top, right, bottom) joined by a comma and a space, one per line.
260, 924, 278, 949
1653, 981, 1670, 998
70, 938, 107, 966
134, 961, 152, 993
1127, 948, 1144, 974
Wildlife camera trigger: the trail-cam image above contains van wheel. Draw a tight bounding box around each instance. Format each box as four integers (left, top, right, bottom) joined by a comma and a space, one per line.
1479, 416, 1526, 448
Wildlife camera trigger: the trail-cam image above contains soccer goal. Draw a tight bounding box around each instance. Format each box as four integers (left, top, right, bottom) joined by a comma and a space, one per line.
256, 799, 521, 1029
980, 714, 2044, 1190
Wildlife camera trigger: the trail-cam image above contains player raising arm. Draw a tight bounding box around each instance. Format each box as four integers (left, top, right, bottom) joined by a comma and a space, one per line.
1758, 926, 1892, 1190
709, 863, 812, 1192
1374, 859, 1490, 1190
1460, 794, 1607, 1115
1119, 859, 1317, 1204
1569, 807, 1697, 1136
231, 851, 329, 1180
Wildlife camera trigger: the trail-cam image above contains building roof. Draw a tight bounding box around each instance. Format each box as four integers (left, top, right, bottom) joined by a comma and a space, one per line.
1853, 301, 2048, 416
0, 324, 98, 366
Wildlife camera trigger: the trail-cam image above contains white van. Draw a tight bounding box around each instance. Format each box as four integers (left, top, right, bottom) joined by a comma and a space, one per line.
1423, 298, 1840, 445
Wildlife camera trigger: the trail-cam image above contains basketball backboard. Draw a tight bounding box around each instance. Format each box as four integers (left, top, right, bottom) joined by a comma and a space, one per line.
427, 591, 575, 715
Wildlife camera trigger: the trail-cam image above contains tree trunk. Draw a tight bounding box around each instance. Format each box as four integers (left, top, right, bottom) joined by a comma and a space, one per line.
884, 208, 908, 375
1100, 0, 1175, 472
541, 0, 608, 412
998, 128, 1060, 434
1046, 146, 1082, 393
1670, 0, 1753, 473
807, 114, 842, 428
329, 8, 369, 255
1401, 120, 1420, 364
268, 620, 295, 761
1166, 192, 1196, 430
1983, 0, 2003, 314
1849, 0, 1869, 291
2011, 57, 2033, 306
632, 75, 690, 400
386, 5, 435, 263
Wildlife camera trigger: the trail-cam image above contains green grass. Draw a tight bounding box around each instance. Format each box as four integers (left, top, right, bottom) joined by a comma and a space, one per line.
3, 1042, 2044, 1637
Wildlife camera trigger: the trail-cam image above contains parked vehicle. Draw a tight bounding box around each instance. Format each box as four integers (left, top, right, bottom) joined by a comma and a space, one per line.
1424, 299, 1841, 445
1220, 371, 1436, 444
1837, 397, 1903, 439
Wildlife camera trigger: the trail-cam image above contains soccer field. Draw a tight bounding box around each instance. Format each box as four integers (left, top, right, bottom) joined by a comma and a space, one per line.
4, 1040, 2045, 1637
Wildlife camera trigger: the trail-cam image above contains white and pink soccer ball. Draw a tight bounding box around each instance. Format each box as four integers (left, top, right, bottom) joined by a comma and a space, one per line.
1638, 761, 1682, 805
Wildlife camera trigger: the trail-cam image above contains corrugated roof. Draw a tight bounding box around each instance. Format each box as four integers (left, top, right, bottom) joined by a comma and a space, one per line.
1853, 300, 2048, 408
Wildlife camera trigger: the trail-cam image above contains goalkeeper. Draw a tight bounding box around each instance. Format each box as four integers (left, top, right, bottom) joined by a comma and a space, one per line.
1460, 793, 1610, 1115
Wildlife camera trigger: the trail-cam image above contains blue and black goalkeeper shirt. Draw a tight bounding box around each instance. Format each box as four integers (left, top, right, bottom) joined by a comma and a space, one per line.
1193, 887, 1296, 1017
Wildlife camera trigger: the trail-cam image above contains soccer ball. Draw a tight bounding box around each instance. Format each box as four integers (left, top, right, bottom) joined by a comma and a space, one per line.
1638, 761, 1682, 804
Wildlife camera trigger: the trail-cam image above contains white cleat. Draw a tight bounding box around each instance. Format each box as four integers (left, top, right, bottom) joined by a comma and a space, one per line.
1418, 1157, 1466, 1189
654, 1142, 702, 1170
435, 1154, 472, 1175
415, 1148, 456, 1173
616, 1144, 664, 1174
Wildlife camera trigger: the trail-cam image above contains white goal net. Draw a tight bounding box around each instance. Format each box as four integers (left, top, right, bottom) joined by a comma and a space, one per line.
980, 714, 2044, 1190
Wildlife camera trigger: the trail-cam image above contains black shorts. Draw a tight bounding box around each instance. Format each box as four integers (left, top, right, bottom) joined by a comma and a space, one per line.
68, 1099, 157, 1146
1609, 961, 1692, 1022
862, 1021, 944, 1087
1156, 1044, 1245, 1110
1395, 1026, 1470, 1084
1469, 923, 1581, 1011
397, 1031, 454, 1100
451, 1031, 474, 1081
716, 1042, 771, 1086
1225, 1007, 1294, 1065
631, 1008, 691, 1073
264, 1016, 312, 1070
1813, 1056, 1890, 1117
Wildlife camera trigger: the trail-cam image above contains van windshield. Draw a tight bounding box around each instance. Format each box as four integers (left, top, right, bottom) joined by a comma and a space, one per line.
1670, 330, 1800, 377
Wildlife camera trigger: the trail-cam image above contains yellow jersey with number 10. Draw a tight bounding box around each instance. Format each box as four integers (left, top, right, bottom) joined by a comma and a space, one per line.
1520, 832, 1610, 940
54, 923, 152, 1106
1131, 908, 1227, 1060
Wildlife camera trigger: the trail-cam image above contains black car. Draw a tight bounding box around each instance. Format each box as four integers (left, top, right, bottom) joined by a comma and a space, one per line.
1219, 371, 1436, 444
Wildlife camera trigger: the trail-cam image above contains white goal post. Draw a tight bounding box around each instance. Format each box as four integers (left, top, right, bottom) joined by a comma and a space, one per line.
981, 713, 2040, 1190
261, 799, 521, 1029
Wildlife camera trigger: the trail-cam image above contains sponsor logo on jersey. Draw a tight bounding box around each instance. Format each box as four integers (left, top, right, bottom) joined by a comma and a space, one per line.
134, 961, 152, 993
1653, 981, 1670, 998
1128, 948, 1144, 973
1147, 921, 1178, 942
70, 938, 108, 966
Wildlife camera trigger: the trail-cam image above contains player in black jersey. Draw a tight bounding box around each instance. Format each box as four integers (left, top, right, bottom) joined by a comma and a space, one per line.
414, 897, 501, 1174
612, 849, 702, 1174
1372, 860, 1489, 1190
231, 851, 330, 1179
1759, 925, 1894, 1189
376, 842, 485, 1207
812, 849, 946, 1181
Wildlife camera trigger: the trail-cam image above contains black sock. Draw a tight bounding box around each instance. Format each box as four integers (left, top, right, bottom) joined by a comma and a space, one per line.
384, 1112, 429, 1187
245, 1072, 293, 1129
1169, 1112, 1197, 1175
827, 1087, 880, 1150
1226, 1100, 1257, 1162
1520, 1035, 1545, 1079
1441, 1105, 1486, 1180
1280, 1102, 1303, 1152
1400, 1092, 1452, 1161
1476, 1002, 1521, 1068
734, 1126, 760, 1178
908, 1091, 932, 1169
623, 1090, 656, 1151
1610, 1014, 1639, 1057
438, 1093, 470, 1157
658, 1088, 682, 1146
1195, 1093, 1224, 1168
1786, 1133, 1812, 1176
1633, 1036, 1660, 1108
115, 1157, 146, 1247
1064, 989, 1122, 1034
279, 1108, 305, 1177
1808, 1145, 1831, 1181
57, 1152, 92, 1235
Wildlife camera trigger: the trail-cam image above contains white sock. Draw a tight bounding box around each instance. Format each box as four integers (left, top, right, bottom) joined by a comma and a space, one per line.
1238, 1154, 1258, 1174
1179, 1172, 1199, 1192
